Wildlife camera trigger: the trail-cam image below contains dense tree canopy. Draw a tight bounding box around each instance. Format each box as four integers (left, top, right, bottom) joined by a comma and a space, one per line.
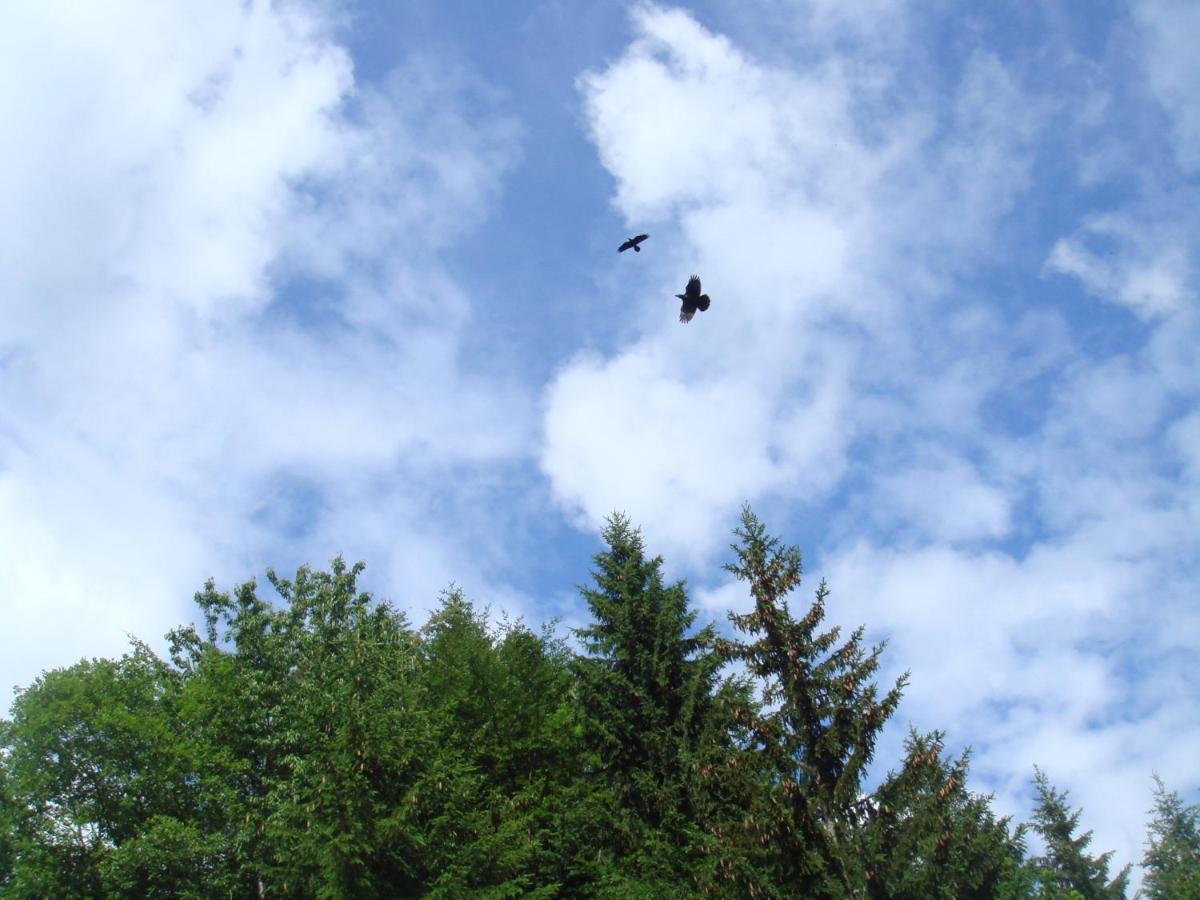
0, 509, 1192, 897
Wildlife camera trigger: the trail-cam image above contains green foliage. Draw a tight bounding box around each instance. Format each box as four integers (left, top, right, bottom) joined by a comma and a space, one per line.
98, 815, 226, 898
1029, 768, 1130, 898
0, 509, 1171, 897
1140, 775, 1200, 899
0, 642, 208, 897
861, 729, 1032, 899
411, 589, 583, 896
259, 560, 428, 897
572, 513, 736, 894
719, 505, 907, 897
0, 753, 14, 890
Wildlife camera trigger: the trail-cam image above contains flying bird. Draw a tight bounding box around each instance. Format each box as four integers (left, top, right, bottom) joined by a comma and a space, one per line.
618, 233, 649, 253
675, 275, 711, 323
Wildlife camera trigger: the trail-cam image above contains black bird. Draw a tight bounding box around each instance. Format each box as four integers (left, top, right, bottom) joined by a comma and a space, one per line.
618, 233, 649, 253
675, 275, 711, 323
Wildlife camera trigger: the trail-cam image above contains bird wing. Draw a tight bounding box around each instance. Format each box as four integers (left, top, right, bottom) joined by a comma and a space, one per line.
679, 302, 695, 323
618, 239, 633, 252
685, 275, 701, 300
633, 233, 648, 245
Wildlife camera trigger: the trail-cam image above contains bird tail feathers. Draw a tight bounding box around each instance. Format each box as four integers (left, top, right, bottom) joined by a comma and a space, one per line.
698, 295, 710, 311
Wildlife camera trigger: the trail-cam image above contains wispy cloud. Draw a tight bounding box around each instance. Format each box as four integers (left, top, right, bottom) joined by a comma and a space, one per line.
0, 2, 527, 695
544, 2, 1042, 559
1134, 0, 1200, 171
1045, 214, 1191, 319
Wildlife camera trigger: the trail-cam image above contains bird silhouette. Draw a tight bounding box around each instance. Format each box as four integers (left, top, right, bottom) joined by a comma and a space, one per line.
618, 233, 649, 253
675, 275, 711, 323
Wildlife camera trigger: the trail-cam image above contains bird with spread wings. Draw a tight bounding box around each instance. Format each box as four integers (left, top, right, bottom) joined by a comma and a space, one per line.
675, 275, 711, 323
617, 233, 649, 253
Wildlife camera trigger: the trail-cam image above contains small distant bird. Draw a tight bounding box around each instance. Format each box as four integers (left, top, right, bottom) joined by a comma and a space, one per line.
618, 233, 649, 253
675, 275, 711, 323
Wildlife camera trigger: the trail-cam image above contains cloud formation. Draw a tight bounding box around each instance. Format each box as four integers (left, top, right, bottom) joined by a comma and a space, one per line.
1134, 0, 1200, 171
544, 3, 1041, 559
0, 1, 526, 695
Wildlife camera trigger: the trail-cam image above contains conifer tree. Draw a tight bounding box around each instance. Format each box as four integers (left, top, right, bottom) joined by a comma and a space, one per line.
718, 506, 906, 897
462, 619, 585, 898
1140, 775, 1200, 899
12, 522, 1188, 897
860, 729, 1031, 899
573, 513, 726, 892
1029, 767, 1129, 898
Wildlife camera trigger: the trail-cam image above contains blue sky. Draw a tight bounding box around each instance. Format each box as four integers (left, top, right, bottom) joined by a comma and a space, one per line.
2, 0, 1197, 879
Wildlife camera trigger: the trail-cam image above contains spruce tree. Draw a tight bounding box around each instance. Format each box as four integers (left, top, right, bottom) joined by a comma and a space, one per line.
1028, 767, 1130, 898
718, 506, 906, 897
169, 575, 296, 895
1140, 775, 1200, 899
573, 513, 726, 893
860, 729, 1031, 899
167, 560, 431, 897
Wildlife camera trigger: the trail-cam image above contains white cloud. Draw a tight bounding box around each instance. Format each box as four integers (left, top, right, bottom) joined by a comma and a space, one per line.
0, 1, 526, 696
795, 0, 909, 41
823, 529, 1199, 872
544, 4, 1041, 562
870, 450, 1012, 543
543, 344, 850, 564
1045, 214, 1191, 319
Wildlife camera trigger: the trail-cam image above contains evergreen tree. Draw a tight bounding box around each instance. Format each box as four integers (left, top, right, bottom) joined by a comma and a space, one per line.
412, 589, 583, 897
718, 506, 906, 897
573, 513, 729, 894
472, 619, 590, 898
1140, 775, 1200, 899
1029, 767, 1130, 898
860, 729, 1031, 899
